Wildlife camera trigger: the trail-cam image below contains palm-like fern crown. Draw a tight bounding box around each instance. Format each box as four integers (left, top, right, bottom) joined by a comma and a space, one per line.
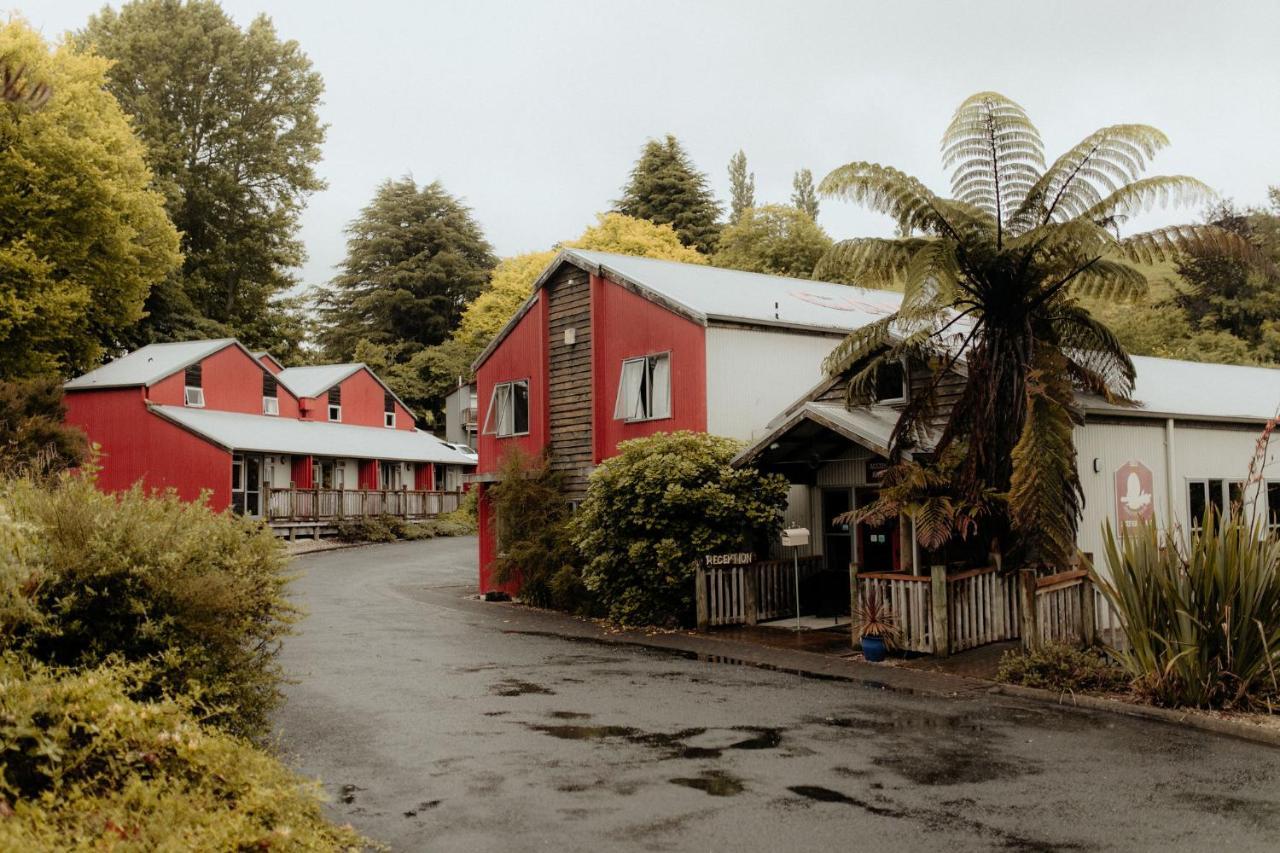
816, 92, 1246, 567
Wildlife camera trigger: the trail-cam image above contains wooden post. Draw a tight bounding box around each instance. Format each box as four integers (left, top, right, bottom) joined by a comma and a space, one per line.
695, 565, 709, 631
743, 565, 759, 626
1019, 569, 1039, 652
849, 559, 861, 648
930, 564, 949, 657
1079, 574, 1097, 647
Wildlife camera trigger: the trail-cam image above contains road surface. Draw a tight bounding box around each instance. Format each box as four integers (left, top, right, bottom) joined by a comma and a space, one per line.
274, 536, 1280, 852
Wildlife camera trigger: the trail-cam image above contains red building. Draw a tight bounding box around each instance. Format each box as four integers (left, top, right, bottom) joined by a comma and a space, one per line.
64, 338, 474, 529
471, 249, 904, 593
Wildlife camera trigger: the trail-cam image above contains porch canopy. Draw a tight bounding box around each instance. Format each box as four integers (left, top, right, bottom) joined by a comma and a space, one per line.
733, 401, 920, 480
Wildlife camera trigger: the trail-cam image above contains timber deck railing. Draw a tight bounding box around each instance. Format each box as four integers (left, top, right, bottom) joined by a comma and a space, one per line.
266, 487, 463, 523
696, 556, 825, 629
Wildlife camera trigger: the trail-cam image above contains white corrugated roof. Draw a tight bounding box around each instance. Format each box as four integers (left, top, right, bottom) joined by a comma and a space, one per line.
65, 339, 238, 390
1086, 356, 1280, 422
565, 249, 904, 334
148, 405, 476, 465
275, 364, 363, 398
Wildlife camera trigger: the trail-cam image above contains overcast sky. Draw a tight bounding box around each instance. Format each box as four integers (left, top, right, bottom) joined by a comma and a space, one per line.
26, 0, 1280, 290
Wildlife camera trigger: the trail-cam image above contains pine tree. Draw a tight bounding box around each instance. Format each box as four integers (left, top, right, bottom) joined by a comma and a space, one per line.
792, 168, 820, 220
616, 134, 721, 253
727, 149, 754, 224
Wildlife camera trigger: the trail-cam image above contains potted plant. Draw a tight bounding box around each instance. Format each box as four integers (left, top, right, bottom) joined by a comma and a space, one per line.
854, 590, 899, 662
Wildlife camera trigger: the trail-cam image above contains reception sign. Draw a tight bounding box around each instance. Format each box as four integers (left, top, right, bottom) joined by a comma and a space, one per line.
1114, 461, 1155, 533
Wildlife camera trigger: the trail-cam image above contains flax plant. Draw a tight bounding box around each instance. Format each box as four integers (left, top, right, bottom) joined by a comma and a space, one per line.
1096, 514, 1280, 709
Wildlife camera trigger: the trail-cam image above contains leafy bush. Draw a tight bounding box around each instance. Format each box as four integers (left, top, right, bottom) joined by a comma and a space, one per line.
334, 511, 476, 543
997, 643, 1129, 693
1097, 514, 1280, 709
0, 377, 89, 477
0, 476, 294, 739
0, 656, 366, 852
486, 450, 585, 611
573, 431, 789, 627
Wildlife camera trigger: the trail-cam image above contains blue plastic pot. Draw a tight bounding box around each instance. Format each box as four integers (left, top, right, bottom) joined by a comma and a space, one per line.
861, 635, 887, 662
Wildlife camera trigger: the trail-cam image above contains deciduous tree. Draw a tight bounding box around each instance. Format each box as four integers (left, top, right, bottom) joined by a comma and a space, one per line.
727, 149, 754, 224
791, 168, 820, 220
0, 19, 179, 379
713, 204, 832, 278
78, 0, 325, 350
616, 134, 721, 253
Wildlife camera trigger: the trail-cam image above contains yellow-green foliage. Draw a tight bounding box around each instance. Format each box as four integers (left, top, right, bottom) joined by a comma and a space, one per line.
0, 656, 367, 852
713, 204, 832, 279
0, 476, 294, 739
0, 18, 180, 378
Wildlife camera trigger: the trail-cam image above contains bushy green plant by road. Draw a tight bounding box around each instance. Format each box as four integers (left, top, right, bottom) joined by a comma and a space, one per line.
0, 476, 294, 739
1097, 514, 1280, 709
0, 656, 367, 852
997, 643, 1128, 693
573, 432, 789, 626
334, 511, 476, 543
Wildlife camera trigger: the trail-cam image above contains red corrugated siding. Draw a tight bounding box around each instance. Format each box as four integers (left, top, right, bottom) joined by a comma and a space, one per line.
591, 274, 706, 461
291, 455, 314, 489
297, 367, 413, 429
475, 297, 550, 475
147, 344, 300, 417
414, 463, 434, 490
357, 459, 378, 489
259, 355, 283, 375
64, 388, 233, 510
477, 484, 521, 595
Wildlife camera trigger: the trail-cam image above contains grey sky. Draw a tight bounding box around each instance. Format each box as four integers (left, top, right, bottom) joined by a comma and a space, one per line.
27, 0, 1280, 290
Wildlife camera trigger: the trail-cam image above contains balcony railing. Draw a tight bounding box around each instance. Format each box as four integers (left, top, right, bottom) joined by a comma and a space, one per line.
460, 406, 478, 426
266, 488, 463, 523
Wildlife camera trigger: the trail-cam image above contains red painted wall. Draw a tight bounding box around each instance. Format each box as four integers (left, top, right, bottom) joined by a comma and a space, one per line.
296, 368, 413, 429
147, 343, 300, 417
358, 459, 378, 489
477, 485, 521, 595
475, 297, 550, 475
291, 455, 314, 489
64, 388, 233, 509
259, 354, 283, 375
590, 274, 707, 462
414, 463, 434, 490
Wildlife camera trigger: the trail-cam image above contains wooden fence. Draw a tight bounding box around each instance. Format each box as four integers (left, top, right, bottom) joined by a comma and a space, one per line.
696, 557, 824, 629
946, 567, 1022, 653
858, 572, 933, 653
266, 488, 462, 523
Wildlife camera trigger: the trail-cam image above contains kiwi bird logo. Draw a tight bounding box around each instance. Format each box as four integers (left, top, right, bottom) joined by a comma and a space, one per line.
1120, 471, 1152, 513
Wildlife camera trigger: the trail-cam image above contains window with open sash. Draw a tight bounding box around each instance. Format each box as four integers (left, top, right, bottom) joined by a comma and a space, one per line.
327, 386, 341, 422
614, 353, 671, 422
183, 364, 204, 407
873, 360, 907, 404
262, 373, 279, 416
483, 380, 529, 437
1188, 479, 1246, 532
384, 392, 396, 428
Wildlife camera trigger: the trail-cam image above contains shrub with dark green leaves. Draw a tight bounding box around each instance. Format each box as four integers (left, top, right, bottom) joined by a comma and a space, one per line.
1097, 514, 1280, 709
573, 431, 789, 627
0, 476, 294, 739
0, 656, 367, 852
997, 643, 1128, 693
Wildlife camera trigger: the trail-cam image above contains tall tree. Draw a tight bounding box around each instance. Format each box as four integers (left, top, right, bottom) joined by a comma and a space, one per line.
792, 168, 820, 220
317, 177, 495, 373
713, 204, 832, 278
616, 134, 721, 253
727, 149, 754, 224
78, 0, 325, 350
0, 18, 180, 379
818, 92, 1240, 570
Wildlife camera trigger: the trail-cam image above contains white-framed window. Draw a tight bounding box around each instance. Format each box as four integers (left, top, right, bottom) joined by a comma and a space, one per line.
183, 364, 204, 407
263, 396, 279, 416
262, 373, 279, 416
327, 386, 341, 422
483, 380, 530, 437
614, 353, 671, 422
385, 411, 395, 428
873, 360, 908, 405
384, 392, 396, 428
1188, 479, 1245, 532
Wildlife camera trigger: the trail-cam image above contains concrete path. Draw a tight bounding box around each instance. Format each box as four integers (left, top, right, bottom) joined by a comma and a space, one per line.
274, 536, 1280, 852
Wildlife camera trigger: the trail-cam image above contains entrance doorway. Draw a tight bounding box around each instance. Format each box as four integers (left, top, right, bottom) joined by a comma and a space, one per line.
814, 488, 854, 617
231, 453, 263, 518
855, 486, 898, 571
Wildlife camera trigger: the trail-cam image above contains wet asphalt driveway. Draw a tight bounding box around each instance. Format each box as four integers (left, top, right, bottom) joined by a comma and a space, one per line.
274, 537, 1280, 852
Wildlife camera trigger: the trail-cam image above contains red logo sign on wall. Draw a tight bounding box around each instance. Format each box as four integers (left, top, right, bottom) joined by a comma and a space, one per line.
1114, 461, 1154, 532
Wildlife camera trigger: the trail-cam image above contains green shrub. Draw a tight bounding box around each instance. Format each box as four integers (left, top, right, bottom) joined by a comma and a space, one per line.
0, 656, 367, 852
335, 511, 475, 543
1097, 514, 1280, 709
997, 643, 1129, 693
573, 431, 789, 627
486, 450, 583, 611
0, 476, 294, 739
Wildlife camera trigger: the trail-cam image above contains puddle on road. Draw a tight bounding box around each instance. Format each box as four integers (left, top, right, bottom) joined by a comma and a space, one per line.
402, 800, 441, 817
524, 722, 785, 761
669, 770, 745, 797
339, 783, 363, 804
490, 678, 556, 697
547, 710, 592, 719
787, 785, 905, 817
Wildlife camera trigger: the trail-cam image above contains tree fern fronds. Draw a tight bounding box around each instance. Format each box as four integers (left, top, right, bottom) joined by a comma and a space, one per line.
1066, 258, 1150, 301
813, 237, 931, 286
819, 163, 963, 238
942, 92, 1045, 226
1082, 175, 1214, 223
822, 315, 897, 377
1117, 224, 1258, 265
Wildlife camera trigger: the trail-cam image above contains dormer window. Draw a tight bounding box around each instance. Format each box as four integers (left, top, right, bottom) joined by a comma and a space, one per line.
183, 364, 204, 407
262, 374, 279, 416
384, 392, 396, 429
874, 361, 908, 405
327, 386, 341, 422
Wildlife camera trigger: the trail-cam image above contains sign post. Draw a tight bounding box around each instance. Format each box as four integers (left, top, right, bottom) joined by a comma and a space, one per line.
781, 527, 810, 631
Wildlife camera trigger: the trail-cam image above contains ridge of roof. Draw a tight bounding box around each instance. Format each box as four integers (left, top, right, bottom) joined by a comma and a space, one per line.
65, 338, 242, 391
